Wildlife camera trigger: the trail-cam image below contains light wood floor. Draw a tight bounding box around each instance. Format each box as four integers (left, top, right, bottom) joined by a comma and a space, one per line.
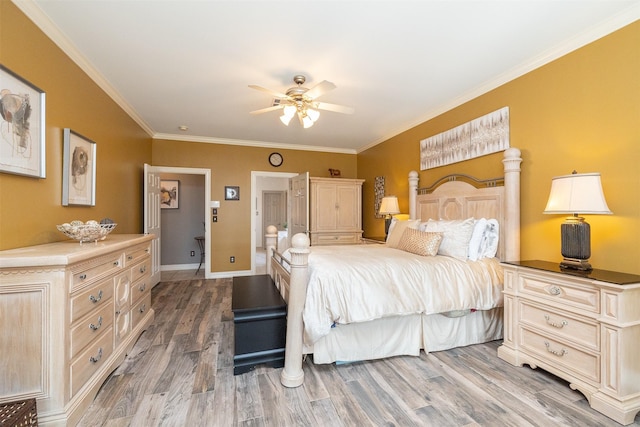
78, 276, 640, 427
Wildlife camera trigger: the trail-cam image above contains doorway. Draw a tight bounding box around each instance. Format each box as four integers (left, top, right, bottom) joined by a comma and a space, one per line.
144, 166, 211, 280
251, 171, 298, 274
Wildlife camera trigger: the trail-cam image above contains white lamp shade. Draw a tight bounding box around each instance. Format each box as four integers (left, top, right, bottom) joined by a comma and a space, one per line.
543, 172, 612, 215
379, 196, 400, 215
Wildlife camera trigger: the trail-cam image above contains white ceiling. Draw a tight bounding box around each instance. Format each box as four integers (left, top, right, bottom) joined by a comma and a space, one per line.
17, 0, 640, 153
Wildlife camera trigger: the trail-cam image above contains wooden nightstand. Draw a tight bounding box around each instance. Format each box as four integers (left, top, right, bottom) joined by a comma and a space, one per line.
498, 260, 640, 425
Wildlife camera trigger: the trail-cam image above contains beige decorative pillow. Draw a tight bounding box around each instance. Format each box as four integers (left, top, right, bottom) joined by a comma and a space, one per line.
397, 228, 443, 257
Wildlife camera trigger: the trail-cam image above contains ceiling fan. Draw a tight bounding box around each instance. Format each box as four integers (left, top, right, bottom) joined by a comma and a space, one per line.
249, 75, 354, 128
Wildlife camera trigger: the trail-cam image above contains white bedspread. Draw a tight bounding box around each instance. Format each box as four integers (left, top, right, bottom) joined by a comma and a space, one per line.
300, 245, 504, 344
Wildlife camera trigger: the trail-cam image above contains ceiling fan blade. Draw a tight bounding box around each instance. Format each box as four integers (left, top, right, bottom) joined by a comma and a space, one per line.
248, 84, 289, 99
315, 102, 354, 115
304, 80, 336, 100
250, 105, 284, 115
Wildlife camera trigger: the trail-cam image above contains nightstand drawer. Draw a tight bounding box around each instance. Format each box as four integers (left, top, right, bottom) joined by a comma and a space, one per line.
519, 300, 599, 351
518, 273, 599, 313
520, 327, 600, 384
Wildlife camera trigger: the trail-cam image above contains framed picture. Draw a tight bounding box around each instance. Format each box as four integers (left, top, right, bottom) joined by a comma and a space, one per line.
0, 64, 46, 178
62, 128, 96, 206
160, 180, 179, 209
225, 186, 240, 201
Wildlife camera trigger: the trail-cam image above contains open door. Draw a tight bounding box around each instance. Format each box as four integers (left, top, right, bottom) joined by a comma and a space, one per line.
143, 164, 162, 286
289, 172, 309, 238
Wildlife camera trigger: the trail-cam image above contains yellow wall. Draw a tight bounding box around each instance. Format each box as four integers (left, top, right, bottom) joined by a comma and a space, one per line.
359, 21, 640, 274
0, 1, 152, 250
3, 1, 638, 276
152, 139, 357, 271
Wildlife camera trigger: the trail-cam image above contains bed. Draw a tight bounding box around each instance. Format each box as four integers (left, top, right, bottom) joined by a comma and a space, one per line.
266, 147, 522, 387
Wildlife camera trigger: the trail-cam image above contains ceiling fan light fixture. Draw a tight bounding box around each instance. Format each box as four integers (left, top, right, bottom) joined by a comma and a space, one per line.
302, 115, 315, 128
280, 105, 296, 126
307, 108, 320, 122
280, 114, 293, 126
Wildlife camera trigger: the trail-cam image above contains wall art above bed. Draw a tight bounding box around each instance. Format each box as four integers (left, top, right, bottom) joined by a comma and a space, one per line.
419, 106, 509, 170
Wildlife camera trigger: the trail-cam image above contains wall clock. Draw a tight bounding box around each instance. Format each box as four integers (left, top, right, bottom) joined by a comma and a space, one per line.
269, 152, 283, 167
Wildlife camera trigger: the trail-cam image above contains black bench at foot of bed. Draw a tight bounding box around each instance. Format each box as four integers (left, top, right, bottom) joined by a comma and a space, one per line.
232, 274, 287, 375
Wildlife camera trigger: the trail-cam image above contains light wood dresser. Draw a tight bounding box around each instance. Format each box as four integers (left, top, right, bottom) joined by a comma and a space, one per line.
309, 177, 364, 245
498, 260, 640, 425
0, 234, 154, 426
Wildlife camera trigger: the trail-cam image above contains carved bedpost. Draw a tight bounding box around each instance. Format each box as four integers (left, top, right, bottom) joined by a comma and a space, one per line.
265, 225, 278, 277
280, 232, 310, 388
408, 171, 419, 220
502, 147, 522, 262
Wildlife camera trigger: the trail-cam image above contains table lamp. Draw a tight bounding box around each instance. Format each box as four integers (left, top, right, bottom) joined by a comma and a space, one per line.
543, 171, 612, 271
379, 196, 400, 237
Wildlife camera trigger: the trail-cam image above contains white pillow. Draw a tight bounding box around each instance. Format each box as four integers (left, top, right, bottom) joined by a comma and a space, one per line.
423, 218, 475, 260
468, 218, 487, 261
386, 219, 420, 248
478, 219, 500, 258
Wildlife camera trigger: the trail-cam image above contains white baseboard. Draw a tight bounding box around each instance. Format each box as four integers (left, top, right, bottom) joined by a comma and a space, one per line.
161, 263, 198, 271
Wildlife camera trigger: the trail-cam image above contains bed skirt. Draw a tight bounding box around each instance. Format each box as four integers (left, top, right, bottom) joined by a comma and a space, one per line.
305, 307, 503, 364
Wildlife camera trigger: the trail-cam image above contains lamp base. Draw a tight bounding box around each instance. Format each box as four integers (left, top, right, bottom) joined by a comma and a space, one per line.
560, 257, 592, 271
384, 217, 392, 237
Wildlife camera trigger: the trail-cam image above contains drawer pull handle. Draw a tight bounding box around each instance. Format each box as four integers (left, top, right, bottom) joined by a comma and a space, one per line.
113, 261, 119, 266
548, 286, 562, 296
89, 290, 103, 303
128, 255, 133, 260
89, 316, 103, 331
79, 274, 87, 280
544, 341, 568, 357
90, 348, 103, 364
139, 304, 146, 313
139, 265, 146, 273
544, 314, 568, 329
139, 283, 146, 292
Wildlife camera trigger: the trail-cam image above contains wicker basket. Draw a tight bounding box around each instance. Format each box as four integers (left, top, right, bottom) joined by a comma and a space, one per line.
57, 220, 117, 244
0, 398, 38, 426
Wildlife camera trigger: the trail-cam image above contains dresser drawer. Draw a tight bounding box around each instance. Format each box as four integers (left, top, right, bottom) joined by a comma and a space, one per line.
519, 300, 599, 351
311, 232, 361, 245
70, 303, 113, 358
124, 243, 151, 266
518, 273, 599, 313
130, 259, 151, 284
520, 327, 600, 384
71, 279, 114, 323
131, 275, 151, 305
71, 253, 123, 289
131, 292, 152, 328
70, 326, 114, 398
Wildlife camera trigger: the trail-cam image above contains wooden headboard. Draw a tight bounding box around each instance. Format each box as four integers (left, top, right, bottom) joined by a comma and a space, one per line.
408, 147, 522, 262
